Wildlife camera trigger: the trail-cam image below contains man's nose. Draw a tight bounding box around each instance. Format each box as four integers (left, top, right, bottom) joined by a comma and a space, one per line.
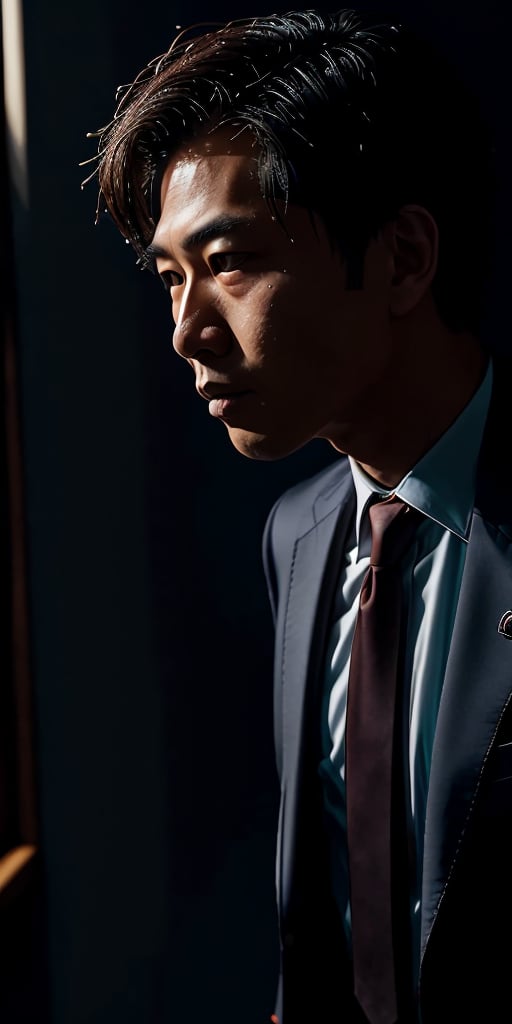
172, 281, 232, 360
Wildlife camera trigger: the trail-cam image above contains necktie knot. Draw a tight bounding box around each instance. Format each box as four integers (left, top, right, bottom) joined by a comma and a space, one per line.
368, 497, 421, 568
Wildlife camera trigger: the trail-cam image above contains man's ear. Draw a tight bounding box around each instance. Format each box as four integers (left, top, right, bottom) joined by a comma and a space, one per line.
380, 204, 439, 316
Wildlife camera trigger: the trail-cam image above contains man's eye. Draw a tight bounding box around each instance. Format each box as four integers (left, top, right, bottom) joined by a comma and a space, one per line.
160, 269, 184, 291
209, 252, 246, 275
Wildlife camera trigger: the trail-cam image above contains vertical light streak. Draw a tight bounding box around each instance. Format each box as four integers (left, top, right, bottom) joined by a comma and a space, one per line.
1, 0, 28, 206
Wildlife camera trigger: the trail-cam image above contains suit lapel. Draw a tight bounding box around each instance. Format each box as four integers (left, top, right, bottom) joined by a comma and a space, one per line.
279, 479, 355, 912
421, 511, 512, 956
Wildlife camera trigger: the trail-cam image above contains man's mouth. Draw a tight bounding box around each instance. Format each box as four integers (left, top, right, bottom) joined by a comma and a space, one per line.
207, 390, 252, 418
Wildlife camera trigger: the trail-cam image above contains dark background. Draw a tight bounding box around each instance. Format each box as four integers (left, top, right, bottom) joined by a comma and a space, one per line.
8, 1, 509, 1021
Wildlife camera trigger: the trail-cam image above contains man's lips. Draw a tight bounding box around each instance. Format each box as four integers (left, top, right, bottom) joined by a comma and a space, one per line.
200, 388, 253, 419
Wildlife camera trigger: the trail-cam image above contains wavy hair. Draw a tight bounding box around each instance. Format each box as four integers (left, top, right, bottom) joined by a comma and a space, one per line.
84, 8, 495, 333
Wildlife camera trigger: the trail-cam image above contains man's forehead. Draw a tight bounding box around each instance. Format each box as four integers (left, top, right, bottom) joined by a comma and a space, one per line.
151, 125, 261, 224
178, 123, 261, 161
160, 133, 262, 207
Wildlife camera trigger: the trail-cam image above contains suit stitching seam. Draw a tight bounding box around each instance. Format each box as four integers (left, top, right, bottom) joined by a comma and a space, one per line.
420, 691, 512, 975
281, 539, 299, 691
299, 504, 343, 539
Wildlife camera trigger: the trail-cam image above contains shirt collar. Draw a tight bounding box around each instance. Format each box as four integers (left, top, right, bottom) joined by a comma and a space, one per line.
349, 358, 493, 546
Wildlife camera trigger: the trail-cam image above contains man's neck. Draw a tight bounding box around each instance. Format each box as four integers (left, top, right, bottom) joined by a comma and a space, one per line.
334, 329, 488, 489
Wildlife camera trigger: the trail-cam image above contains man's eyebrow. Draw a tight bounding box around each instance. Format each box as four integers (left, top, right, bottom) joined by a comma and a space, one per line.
145, 214, 255, 262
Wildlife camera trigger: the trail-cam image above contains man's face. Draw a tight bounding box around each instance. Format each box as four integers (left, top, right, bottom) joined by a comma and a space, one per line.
150, 128, 395, 460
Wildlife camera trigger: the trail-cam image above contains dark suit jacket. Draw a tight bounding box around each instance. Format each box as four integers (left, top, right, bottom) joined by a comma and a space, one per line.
262, 358, 512, 1022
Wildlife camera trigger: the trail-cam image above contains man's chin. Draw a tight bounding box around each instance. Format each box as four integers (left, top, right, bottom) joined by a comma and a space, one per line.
227, 426, 302, 462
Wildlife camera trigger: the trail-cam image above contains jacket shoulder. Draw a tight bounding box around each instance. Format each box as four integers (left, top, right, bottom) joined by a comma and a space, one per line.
476, 351, 512, 536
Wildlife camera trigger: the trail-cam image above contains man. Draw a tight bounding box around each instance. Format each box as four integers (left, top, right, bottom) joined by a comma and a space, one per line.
85, 9, 511, 1022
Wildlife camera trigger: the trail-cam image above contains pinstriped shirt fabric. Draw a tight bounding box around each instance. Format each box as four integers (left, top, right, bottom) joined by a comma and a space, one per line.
318, 359, 493, 988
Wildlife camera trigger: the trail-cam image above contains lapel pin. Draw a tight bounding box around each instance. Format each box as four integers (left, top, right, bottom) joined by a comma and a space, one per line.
498, 611, 512, 639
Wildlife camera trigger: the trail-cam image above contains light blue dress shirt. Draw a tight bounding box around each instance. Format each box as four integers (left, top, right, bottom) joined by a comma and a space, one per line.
318, 359, 493, 985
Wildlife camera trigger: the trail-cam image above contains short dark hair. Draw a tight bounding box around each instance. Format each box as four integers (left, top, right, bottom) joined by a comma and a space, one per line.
85, 8, 495, 334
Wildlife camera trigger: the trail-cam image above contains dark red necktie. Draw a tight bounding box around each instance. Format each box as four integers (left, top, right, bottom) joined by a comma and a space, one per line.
345, 496, 421, 1024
